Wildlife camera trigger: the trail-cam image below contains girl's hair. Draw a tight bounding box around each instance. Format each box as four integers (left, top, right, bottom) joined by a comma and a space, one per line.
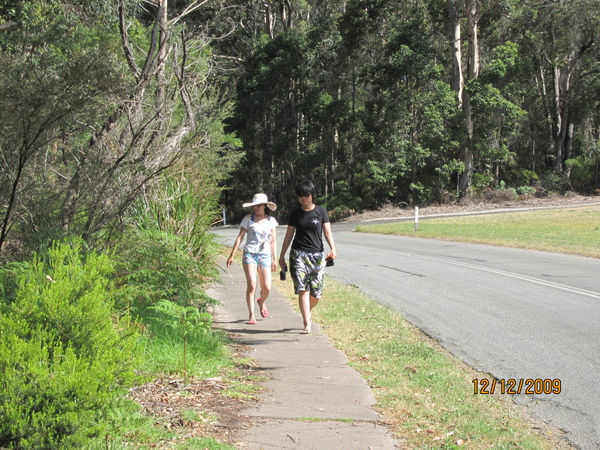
295, 180, 316, 200
253, 204, 271, 216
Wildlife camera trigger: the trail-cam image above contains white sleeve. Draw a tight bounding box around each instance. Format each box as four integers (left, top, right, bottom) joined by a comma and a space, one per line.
240, 215, 251, 230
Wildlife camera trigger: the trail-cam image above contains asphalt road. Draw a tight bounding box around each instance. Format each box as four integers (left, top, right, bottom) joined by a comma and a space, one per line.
214, 222, 600, 449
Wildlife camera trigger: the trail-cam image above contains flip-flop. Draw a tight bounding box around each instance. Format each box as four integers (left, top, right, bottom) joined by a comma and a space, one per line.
246, 319, 256, 325
257, 298, 269, 318
300, 328, 311, 334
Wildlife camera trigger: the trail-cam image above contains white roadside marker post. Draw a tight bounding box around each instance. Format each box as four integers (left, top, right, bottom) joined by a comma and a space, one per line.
414, 206, 419, 232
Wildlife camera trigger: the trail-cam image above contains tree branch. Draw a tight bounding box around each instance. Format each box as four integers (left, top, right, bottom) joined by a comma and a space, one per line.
119, 0, 141, 81
171, 0, 212, 26
0, 22, 22, 32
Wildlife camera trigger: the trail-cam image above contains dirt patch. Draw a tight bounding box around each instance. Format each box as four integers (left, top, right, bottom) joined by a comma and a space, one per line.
342, 193, 600, 223
128, 344, 260, 448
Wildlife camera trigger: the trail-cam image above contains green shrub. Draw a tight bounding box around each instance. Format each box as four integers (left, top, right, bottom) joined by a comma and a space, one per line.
518, 169, 539, 185
408, 182, 435, 205
0, 261, 34, 309
327, 204, 356, 222
516, 185, 537, 197
472, 172, 496, 195
115, 228, 218, 315
129, 175, 222, 281
0, 240, 141, 449
566, 155, 600, 193
539, 170, 569, 194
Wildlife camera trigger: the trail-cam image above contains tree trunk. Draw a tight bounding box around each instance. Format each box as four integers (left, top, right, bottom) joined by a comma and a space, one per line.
156, 0, 169, 110
457, 0, 482, 195
464, 0, 481, 79
264, 1, 276, 38
447, 0, 463, 105
281, 0, 295, 30
564, 122, 575, 179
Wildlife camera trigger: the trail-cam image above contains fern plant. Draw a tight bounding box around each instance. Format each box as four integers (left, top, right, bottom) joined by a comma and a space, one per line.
148, 300, 212, 382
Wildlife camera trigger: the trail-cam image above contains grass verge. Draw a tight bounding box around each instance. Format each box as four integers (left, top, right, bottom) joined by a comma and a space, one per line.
356, 206, 600, 258
274, 277, 568, 449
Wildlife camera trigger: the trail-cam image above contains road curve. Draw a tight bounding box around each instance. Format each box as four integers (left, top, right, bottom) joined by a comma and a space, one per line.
327, 227, 600, 450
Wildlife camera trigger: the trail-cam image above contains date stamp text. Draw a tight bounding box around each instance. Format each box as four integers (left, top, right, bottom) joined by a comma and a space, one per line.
473, 378, 561, 395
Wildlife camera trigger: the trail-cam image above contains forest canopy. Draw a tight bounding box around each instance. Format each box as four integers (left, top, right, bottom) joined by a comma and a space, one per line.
211, 0, 600, 221
1, 0, 600, 245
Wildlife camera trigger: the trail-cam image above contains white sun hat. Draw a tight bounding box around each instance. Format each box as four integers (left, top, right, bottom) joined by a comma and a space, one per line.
242, 193, 277, 211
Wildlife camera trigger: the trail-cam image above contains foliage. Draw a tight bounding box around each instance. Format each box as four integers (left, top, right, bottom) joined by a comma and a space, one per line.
0, 240, 140, 448
516, 185, 537, 197
0, 0, 241, 256
115, 227, 217, 316
114, 159, 227, 315
131, 166, 228, 276
565, 138, 600, 193
0, 0, 128, 252
216, 0, 600, 217
147, 300, 214, 380
3, 0, 600, 244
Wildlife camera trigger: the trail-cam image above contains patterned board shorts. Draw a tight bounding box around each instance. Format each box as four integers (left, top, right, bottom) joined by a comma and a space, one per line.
289, 249, 326, 298
242, 252, 271, 268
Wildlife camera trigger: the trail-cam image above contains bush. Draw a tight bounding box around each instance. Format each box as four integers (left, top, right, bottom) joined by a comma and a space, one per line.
0, 240, 141, 449
539, 170, 569, 194
115, 228, 218, 315
471, 172, 496, 196
516, 185, 536, 197
566, 156, 600, 193
324, 181, 363, 216
408, 182, 436, 205
143, 300, 216, 378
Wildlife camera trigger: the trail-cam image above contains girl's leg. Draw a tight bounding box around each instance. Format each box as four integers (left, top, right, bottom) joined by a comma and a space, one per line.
256, 265, 272, 316
243, 263, 257, 322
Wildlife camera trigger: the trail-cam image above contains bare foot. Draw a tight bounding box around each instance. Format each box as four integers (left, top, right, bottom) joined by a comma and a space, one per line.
256, 298, 269, 318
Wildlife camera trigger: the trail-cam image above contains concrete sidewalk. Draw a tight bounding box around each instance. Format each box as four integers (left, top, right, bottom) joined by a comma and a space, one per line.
206, 257, 403, 450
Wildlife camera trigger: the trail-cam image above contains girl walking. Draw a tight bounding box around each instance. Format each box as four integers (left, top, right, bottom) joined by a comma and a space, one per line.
227, 193, 278, 324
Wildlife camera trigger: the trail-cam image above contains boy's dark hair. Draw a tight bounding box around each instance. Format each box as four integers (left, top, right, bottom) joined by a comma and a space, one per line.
296, 180, 316, 200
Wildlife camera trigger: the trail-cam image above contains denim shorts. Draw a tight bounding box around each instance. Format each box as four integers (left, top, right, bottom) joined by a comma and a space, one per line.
289, 249, 325, 298
242, 252, 271, 268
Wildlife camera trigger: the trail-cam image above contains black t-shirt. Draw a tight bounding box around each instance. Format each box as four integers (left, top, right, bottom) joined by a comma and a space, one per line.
289, 205, 330, 253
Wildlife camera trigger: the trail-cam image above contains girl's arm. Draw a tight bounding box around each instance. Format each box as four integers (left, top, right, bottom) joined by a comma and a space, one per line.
270, 226, 278, 272
227, 226, 247, 268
